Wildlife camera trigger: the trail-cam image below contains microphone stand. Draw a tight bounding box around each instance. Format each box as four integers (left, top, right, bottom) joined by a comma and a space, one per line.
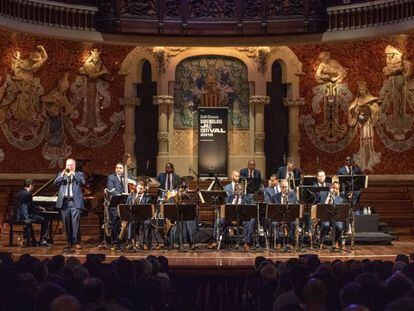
189, 166, 200, 247
350, 164, 355, 250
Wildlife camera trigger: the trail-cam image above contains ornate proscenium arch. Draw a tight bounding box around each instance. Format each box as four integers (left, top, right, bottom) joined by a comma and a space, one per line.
119, 45, 303, 175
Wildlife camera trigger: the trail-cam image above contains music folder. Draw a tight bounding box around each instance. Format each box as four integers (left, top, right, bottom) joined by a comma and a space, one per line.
224, 204, 257, 223
266, 203, 300, 223
117, 204, 153, 222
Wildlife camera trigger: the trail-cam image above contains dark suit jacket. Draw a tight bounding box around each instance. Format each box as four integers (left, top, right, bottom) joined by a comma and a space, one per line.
15, 189, 33, 220
277, 166, 301, 181
106, 173, 126, 196
337, 165, 362, 175
226, 194, 253, 205
272, 191, 298, 204
315, 192, 346, 205
126, 193, 151, 204
224, 182, 236, 197
312, 182, 331, 204
157, 173, 181, 190
240, 168, 261, 179
264, 186, 280, 203
54, 171, 85, 210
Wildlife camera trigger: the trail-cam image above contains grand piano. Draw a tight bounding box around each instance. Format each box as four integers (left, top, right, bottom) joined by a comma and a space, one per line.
32, 161, 107, 242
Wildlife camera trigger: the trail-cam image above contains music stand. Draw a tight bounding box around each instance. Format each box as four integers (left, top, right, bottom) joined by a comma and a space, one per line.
200, 190, 227, 249
339, 174, 367, 249
317, 203, 350, 252
338, 175, 367, 193
245, 177, 262, 194
299, 186, 329, 204
302, 176, 332, 186
225, 204, 257, 249
177, 203, 197, 249
266, 204, 300, 251
118, 204, 153, 251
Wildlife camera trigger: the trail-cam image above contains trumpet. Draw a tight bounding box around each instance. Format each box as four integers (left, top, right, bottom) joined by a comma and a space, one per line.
64, 168, 72, 177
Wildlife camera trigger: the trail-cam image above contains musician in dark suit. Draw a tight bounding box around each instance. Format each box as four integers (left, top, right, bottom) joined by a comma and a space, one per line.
105, 162, 136, 245
157, 163, 181, 195
223, 170, 240, 200
169, 185, 198, 249
208, 171, 240, 249
277, 158, 301, 188
15, 179, 50, 246
123, 181, 152, 250
315, 181, 347, 243
240, 160, 262, 179
312, 170, 331, 203
337, 156, 362, 208
264, 174, 280, 203
272, 179, 299, 242
54, 158, 85, 250
337, 156, 362, 175
227, 183, 255, 251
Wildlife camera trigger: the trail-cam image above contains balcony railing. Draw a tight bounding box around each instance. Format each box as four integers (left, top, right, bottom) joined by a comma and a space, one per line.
0, 0, 97, 31
327, 0, 414, 31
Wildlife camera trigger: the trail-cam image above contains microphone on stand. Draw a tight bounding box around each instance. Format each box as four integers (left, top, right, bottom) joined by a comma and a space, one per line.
188, 165, 192, 175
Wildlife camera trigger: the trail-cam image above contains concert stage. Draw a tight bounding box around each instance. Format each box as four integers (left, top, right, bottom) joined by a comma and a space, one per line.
1, 237, 412, 275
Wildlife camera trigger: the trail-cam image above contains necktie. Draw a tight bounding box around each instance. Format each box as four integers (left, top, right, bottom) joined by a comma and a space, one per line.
66, 176, 72, 197
167, 174, 171, 190
249, 170, 253, 178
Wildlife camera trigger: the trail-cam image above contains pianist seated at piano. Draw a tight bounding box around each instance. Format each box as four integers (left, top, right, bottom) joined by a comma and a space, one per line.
122, 181, 152, 251
105, 162, 137, 245
15, 179, 51, 247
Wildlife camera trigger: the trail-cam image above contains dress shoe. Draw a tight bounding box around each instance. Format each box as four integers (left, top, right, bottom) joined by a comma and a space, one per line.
207, 242, 217, 250
155, 244, 162, 250
74, 243, 82, 250
143, 244, 149, 251
243, 243, 250, 252
39, 240, 51, 247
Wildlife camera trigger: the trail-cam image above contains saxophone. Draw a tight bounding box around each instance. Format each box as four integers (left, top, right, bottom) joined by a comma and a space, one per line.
102, 189, 112, 237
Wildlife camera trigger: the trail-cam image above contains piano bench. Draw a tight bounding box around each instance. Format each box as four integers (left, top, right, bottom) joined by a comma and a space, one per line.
7, 219, 36, 247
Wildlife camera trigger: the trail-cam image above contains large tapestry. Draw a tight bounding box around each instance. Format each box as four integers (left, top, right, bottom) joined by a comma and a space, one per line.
174, 55, 249, 129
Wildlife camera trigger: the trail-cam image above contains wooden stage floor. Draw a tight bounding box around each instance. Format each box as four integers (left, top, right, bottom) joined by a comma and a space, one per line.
1, 237, 413, 273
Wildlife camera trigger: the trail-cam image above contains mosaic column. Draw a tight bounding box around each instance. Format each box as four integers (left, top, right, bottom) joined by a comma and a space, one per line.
120, 97, 140, 168
250, 95, 270, 173
153, 95, 174, 172
283, 97, 305, 166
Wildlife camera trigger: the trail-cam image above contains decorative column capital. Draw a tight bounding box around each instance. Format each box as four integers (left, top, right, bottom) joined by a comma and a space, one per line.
255, 132, 266, 143
153, 95, 174, 106
157, 132, 169, 142
249, 95, 270, 106
119, 97, 140, 107
283, 97, 305, 107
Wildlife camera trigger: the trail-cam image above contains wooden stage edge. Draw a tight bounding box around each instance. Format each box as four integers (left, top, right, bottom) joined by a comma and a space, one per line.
1, 237, 413, 274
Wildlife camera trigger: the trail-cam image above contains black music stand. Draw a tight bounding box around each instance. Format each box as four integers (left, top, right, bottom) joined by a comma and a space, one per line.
177, 204, 197, 250
118, 204, 152, 251
245, 177, 262, 194
302, 176, 332, 186
225, 204, 257, 249
266, 203, 300, 251
338, 175, 367, 193
200, 190, 227, 249
299, 186, 329, 204
317, 203, 350, 252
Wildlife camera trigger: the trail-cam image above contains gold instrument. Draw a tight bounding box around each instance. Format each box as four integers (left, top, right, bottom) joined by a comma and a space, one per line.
102, 189, 112, 238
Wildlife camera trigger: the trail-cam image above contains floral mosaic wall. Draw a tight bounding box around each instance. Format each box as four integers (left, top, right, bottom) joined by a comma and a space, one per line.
0, 28, 133, 174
